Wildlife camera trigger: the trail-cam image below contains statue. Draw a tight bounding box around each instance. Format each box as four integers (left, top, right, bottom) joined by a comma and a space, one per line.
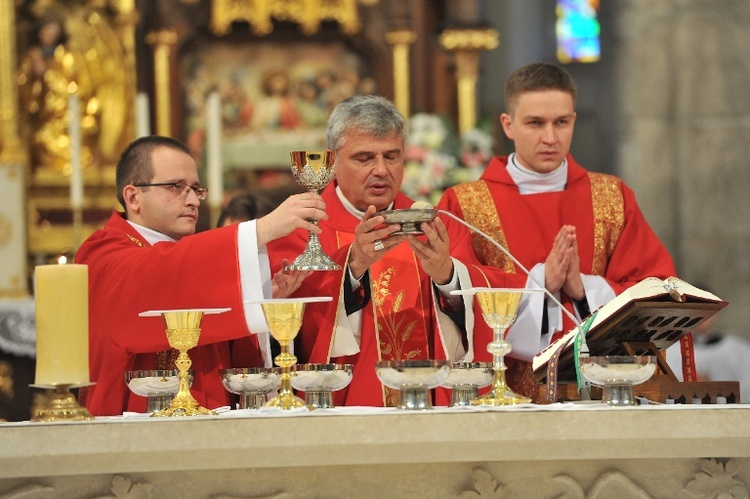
18, 6, 132, 176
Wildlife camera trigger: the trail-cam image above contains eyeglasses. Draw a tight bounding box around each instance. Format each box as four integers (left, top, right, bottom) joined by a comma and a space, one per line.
134, 182, 208, 200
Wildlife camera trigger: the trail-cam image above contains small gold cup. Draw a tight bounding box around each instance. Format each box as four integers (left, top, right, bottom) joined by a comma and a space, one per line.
252, 297, 332, 410
139, 308, 229, 417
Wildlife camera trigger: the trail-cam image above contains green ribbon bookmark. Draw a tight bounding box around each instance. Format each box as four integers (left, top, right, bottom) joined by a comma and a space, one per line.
574, 309, 599, 391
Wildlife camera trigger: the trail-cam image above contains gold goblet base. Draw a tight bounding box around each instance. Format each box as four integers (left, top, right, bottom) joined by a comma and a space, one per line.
31, 384, 94, 422
152, 405, 215, 417
265, 391, 308, 410
471, 370, 531, 406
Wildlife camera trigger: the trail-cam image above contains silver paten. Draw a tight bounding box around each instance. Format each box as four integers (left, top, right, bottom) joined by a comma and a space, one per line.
220, 367, 281, 409
375, 360, 451, 410
373, 208, 437, 235
291, 363, 353, 408
441, 362, 493, 407
580, 355, 657, 406
125, 369, 194, 413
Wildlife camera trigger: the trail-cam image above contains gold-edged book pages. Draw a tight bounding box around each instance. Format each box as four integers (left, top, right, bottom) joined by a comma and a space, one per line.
531, 277, 728, 383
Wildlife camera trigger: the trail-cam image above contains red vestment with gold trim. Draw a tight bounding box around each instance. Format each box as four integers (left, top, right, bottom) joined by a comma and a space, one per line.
439, 155, 678, 399
75, 212, 262, 415
267, 184, 496, 406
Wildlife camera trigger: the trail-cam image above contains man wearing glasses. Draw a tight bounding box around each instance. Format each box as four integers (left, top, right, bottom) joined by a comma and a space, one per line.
75, 135, 324, 416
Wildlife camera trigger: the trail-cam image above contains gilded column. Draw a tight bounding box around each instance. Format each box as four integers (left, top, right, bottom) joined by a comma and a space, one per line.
0, 0, 24, 167
0, 0, 28, 295
439, 28, 499, 135
146, 30, 178, 137
113, 0, 140, 141
386, 29, 417, 120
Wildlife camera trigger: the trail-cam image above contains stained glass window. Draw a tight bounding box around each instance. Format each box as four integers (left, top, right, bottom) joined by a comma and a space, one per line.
556, 0, 601, 63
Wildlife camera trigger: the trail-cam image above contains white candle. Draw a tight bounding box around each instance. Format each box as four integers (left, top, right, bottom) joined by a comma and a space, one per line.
68, 95, 83, 209
34, 264, 90, 386
135, 92, 151, 138
206, 91, 223, 208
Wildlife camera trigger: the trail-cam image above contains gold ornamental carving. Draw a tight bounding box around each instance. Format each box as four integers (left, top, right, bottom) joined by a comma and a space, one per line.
0, 0, 24, 166
210, 0, 361, 36
439, 28, 499, 52
439, 28, 499, 135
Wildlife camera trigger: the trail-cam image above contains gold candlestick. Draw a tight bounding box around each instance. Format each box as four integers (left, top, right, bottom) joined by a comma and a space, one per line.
252, 297, 332, 410
32, 384, 93, 422
139, 308, 229, 417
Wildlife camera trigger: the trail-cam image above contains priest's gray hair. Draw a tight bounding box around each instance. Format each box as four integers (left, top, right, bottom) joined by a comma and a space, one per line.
326, 95, 407, 153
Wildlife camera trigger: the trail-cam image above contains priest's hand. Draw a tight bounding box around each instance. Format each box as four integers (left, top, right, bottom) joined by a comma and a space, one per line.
348, 205, 406, 279
545, 225, 585, 300
407, 217, 454, 285
561, 233, 584, 301
256, 193, 327, 247
271, 259, 312, 298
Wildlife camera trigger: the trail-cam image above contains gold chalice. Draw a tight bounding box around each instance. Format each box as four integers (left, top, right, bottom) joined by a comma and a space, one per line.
252, 297, 332, 409
286, 150, 340, 271
453, 288, 542, 405
139, 308, 229, 417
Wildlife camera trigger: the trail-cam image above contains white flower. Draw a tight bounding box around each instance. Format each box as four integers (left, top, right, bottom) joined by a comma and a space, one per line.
402, 114, 494, 202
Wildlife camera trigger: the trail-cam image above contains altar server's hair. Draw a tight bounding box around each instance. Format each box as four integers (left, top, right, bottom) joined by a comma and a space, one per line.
326, 95, 407, 153
504, 62, 577, 116
115, 136, 191, 209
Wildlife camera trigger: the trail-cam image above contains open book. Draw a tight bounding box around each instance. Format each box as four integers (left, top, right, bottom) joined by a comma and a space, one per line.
531, 276, 727, 382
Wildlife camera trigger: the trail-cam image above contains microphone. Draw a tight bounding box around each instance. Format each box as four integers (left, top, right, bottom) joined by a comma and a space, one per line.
411, 201, 591, 398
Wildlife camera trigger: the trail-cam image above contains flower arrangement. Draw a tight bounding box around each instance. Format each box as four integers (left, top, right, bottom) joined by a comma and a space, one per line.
402, 113, 494, 205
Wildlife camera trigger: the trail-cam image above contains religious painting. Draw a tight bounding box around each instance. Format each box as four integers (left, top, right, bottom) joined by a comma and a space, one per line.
180, 41, 376, 188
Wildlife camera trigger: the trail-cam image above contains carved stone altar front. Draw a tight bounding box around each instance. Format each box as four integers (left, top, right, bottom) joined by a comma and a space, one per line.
1, 405, 748, 498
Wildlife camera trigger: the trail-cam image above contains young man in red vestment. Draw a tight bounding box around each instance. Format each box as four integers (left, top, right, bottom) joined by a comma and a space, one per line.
438, 62, 685, 399
75, 136, 323, 415
267, 96, 498, 407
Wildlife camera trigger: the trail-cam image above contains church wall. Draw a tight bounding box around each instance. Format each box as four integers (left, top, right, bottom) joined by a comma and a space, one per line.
612, 0, 750, 337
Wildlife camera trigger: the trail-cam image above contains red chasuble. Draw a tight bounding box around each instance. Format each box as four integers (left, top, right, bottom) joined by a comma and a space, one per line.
75, 212, 262, 416
438, 154, 678, 399
267, 184, 494, 407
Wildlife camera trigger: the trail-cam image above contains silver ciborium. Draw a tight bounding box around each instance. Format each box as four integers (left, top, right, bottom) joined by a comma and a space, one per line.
220, 367, 281, 409
287, 150, 340, 271
291, 363, 353, 409
441, 362, 493, 407
125, 370, 194, 413
580, 355, 657, 406
375, 360, 451, 410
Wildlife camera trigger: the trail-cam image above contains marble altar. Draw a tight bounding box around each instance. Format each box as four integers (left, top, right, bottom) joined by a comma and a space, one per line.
1, 404, 749, 498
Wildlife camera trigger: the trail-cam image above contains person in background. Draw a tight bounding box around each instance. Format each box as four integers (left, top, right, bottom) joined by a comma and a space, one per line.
217, 192, 276, 227
75, 135, 324, 415
438, 62, 680, 400
267, 95, 502, 407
